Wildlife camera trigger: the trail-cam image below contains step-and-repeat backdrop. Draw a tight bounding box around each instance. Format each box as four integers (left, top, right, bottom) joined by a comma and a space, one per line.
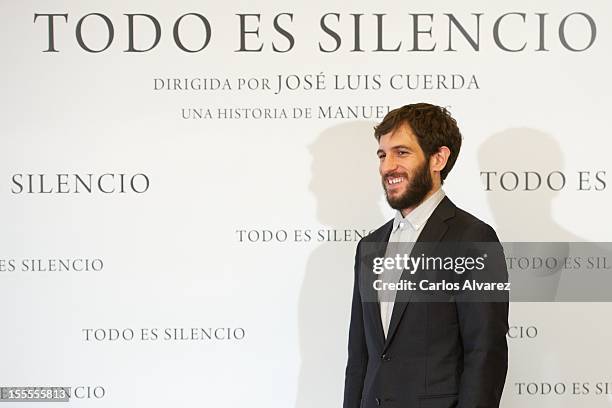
1, 1, 611, 407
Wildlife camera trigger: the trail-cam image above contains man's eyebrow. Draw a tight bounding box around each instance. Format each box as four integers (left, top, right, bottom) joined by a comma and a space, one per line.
377, 145, 413, 155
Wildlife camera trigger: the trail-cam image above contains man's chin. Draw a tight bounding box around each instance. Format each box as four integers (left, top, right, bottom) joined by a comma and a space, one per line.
385, 190, 429, 211
385, 193, 405, 210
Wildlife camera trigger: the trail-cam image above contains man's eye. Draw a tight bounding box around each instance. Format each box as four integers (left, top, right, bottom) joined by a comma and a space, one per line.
398, 151, 409, 156
377, 154, 385, 159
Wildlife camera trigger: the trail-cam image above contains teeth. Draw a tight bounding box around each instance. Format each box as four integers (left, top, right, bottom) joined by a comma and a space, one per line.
388, 177, 404, 185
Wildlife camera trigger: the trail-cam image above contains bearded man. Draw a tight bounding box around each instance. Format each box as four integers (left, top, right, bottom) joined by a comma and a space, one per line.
343, 103, 509, 408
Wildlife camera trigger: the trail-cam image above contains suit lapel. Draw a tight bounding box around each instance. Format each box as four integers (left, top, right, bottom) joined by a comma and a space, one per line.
382, 196, 456, 352
363, 220, 393, 350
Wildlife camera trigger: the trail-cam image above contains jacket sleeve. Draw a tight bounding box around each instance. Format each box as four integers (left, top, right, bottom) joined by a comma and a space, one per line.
343, 241, 369, 408
456, 223, 509, 408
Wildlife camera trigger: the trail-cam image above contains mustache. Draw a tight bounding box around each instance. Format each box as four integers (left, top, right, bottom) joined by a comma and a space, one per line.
382, 172, 408, 179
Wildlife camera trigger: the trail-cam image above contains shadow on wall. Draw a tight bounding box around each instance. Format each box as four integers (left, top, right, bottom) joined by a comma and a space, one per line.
295, 121, 386, 408
478, 127, 578, 242
479, 128, 594, 408
478, 128, 587, 301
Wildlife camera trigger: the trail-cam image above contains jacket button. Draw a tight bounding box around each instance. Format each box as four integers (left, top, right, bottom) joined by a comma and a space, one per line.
375, 397, 381, 405
381, 353, 390, 361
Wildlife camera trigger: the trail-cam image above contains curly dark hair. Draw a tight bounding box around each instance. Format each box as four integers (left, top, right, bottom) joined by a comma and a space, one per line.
374, 103, 463, 183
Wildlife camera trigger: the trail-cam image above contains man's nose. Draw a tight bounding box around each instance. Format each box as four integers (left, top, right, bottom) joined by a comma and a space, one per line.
380, 155, 398, 175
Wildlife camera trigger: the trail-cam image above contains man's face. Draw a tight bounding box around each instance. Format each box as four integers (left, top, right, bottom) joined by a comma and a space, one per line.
377, 124, 433, 211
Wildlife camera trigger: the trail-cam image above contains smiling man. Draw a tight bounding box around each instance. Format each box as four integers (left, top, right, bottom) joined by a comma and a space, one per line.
343, 103, 509, 408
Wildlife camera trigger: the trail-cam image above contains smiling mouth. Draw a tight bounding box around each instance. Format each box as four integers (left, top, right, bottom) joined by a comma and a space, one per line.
385, 176, 406, 189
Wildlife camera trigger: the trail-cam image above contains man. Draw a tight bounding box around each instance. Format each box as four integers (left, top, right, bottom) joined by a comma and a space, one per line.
343, 103, 509, 408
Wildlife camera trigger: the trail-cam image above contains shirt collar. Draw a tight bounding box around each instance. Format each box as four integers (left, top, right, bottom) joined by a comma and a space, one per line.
392, 188, 446, 232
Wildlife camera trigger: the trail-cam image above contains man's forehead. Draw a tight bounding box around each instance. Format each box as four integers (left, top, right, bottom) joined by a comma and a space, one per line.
378, 123, 417, 146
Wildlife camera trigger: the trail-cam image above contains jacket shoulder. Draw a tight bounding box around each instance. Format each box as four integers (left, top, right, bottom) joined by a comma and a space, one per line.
451, 206, 499, 242
359, 219, 394, 244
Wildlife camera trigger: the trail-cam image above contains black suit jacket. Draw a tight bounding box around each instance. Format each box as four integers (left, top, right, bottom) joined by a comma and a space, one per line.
343, 197, 509, 408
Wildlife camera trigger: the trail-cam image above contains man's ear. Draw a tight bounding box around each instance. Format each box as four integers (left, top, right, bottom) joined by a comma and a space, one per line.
430, 146, 451, 173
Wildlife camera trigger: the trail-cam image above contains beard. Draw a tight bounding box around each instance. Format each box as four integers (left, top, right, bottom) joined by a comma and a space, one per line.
383, 158, 433, 211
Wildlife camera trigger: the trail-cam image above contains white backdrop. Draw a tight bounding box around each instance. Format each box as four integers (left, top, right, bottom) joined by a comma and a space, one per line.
1, 1, 611, 407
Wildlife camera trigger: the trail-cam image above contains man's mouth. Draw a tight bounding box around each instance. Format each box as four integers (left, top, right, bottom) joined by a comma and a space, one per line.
385, 175, 406, 190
